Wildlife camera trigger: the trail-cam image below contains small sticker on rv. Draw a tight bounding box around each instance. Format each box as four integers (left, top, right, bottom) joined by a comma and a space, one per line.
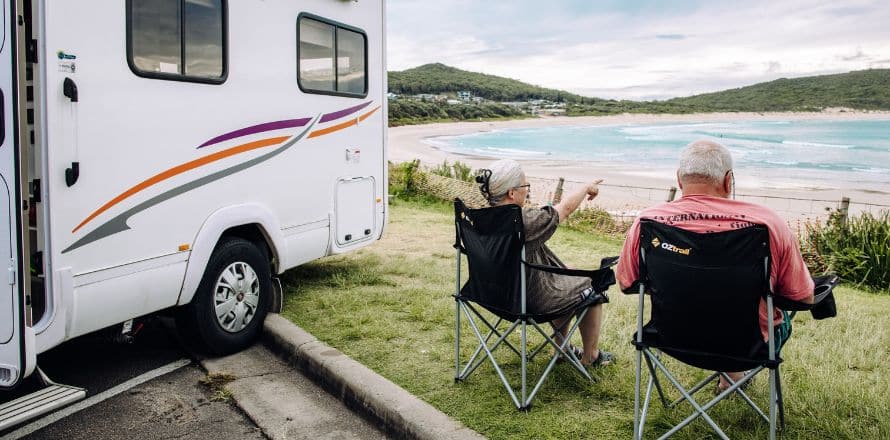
57, 51, 77, 60
58, 61, 76, 73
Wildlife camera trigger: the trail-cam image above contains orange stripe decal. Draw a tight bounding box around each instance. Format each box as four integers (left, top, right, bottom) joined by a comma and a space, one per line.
308, 106, 381, 139
359, 106, 381, 122
308, 118, 357, 138
72, 136, 288, 233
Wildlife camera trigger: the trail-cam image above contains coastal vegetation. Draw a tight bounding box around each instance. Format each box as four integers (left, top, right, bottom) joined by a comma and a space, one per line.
281, 194, 890, 439
389, 63, 592, 103
388, 99, 525, 126
803, 210, 890, 292
387, 64, 890, 124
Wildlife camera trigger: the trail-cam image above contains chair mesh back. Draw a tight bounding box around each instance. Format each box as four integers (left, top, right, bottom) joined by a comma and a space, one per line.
454, 199, 526, 319
639, 220, 771, 371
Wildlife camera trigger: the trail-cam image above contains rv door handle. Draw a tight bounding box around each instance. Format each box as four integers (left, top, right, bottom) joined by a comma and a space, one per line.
66, 162, 80, 187
63, 77, 78, 102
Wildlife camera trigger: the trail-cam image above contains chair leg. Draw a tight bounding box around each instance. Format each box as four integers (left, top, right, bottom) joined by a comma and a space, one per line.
648, 354, 731, 440
776, 368, 786, 431
643, 352, 669, 408
455, 299, 461, 381
525, 319, 582, 405
521, 320, 528, 409
634, 348, 643, 440
461, 320, 505, 379
461, 306, 523, 409
769, 368, 777, 440
718, 370, 769, 424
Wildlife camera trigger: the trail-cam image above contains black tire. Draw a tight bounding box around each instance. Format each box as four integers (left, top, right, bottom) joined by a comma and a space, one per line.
176, 237, 271, 355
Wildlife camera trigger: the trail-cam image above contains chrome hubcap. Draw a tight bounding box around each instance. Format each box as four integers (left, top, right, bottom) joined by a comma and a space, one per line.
214, 262, 260, 333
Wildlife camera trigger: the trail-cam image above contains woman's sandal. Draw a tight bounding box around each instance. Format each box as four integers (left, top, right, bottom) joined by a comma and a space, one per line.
582, 349, 614, 368
555, 345, 584, 364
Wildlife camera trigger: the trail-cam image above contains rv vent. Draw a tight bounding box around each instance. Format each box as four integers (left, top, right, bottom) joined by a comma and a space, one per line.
0, 365, 14, 385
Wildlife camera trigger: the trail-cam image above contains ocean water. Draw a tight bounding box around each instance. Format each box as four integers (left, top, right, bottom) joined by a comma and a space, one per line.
429, 119, 890, 189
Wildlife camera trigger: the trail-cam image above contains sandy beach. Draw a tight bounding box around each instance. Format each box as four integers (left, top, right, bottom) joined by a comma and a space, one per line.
388, 111, 890, 221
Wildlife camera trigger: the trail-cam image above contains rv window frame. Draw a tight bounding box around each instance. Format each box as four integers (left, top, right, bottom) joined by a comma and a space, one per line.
297, 13, 368, 98
125, 0, 229, 84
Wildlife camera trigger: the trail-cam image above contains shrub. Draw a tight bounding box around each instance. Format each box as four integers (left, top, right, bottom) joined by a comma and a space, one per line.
388, 160, 422, 196
561, 206, 629, 236
452, 161, 474, 182
802, 210, 890, 292
428, 160, 475, 182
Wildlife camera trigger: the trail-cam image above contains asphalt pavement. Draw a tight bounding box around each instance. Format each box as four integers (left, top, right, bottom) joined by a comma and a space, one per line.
1, 316, 388, 440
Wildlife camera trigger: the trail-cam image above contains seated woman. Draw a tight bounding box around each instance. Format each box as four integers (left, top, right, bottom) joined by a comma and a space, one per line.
477, 159, 612, 367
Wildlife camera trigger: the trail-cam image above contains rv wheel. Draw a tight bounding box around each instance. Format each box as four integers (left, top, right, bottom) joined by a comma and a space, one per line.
177, 237, 271, 355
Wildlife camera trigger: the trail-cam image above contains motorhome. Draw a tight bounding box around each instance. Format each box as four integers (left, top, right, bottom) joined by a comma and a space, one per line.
0, 0, 387, 428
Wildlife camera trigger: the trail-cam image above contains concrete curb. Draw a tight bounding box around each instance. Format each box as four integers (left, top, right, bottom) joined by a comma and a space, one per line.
262, 314, 485, 440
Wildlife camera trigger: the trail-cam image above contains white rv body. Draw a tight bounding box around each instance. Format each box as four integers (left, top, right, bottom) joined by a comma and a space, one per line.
0, 0, 387, 398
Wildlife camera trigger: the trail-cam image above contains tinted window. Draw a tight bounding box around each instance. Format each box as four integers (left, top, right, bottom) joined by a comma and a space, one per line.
131, 0, 182, 74
128, 0, 226, 82
298, 16, 366, 96
299, 19, 335, 92
336, 28, 365, 95
184, 0, 224, 78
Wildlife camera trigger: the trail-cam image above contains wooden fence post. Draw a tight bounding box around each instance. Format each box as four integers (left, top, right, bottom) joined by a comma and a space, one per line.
839, 196, 850, 228
667, 186, 678, 202
552, 178, 565, 205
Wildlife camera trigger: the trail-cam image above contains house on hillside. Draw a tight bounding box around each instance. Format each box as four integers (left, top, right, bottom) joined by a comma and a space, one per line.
457, 91, 471, 101
414, 93, 446, 102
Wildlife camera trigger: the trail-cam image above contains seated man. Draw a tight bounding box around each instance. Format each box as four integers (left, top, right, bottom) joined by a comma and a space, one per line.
616, 140, 814, 390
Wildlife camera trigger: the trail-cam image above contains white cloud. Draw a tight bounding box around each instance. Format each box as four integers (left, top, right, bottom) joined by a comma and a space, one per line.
387, 0, 890, 99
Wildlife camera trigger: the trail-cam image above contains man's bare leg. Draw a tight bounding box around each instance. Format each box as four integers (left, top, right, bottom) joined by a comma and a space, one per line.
718, 371, 746, 391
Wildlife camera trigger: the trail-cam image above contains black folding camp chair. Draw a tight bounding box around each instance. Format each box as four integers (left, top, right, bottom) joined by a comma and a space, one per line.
452, 199, 617, 410
627, 220, 838, 440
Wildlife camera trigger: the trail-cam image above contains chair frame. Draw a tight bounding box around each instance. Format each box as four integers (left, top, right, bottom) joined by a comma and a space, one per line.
452, 201, 612, 410
630, 222, 784, 440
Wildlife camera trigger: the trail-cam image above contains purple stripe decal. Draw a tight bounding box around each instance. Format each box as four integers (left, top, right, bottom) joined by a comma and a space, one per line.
198, 118, 312, 148
320, 101, 372, 123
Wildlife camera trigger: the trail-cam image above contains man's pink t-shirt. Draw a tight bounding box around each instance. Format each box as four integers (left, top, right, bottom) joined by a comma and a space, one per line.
616, 194, 814, 340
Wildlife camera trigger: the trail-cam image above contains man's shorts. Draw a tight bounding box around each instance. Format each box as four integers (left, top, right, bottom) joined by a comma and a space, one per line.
774, 310, 793, 355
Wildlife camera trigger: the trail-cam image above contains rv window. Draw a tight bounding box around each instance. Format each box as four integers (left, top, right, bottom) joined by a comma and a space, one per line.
298, 15, 367, 97
128, 0, 227, 83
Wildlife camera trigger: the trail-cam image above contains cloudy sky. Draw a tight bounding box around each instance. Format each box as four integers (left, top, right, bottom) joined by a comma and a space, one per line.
386, 0, 890, 101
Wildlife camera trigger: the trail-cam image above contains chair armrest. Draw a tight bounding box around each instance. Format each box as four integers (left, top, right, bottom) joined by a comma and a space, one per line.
600, 256, 619, 269
771, 274, 840, 316
522, 257, 618, 293
621, 281, 643, 295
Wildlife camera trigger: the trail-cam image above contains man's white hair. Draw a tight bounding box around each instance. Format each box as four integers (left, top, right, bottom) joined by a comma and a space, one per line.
678, 140, 733, 184
483, 159, 524, 205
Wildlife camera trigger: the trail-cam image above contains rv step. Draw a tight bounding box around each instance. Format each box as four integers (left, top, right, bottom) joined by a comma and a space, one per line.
0, 382, 85, 431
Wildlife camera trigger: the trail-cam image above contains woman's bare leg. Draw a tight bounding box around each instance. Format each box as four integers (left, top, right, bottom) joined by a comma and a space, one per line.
580, 304, 604, 364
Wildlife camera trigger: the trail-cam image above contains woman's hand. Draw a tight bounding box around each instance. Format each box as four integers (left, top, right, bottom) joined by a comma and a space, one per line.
586, 179, 604, 200
555, 178, 605, 222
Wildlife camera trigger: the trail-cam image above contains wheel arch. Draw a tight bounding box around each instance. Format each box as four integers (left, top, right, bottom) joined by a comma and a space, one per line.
177, 203, 284, 307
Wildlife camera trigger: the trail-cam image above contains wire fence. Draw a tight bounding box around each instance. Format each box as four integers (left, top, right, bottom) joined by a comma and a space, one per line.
390, 161, 890, 230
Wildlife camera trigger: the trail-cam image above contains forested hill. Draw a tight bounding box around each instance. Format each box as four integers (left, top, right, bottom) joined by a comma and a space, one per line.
388, 63, 600, 103
388, 64, 890, 113
664, 69, 890, 112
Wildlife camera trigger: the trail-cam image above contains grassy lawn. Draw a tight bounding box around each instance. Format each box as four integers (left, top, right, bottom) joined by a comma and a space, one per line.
280, 197, 889, 439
